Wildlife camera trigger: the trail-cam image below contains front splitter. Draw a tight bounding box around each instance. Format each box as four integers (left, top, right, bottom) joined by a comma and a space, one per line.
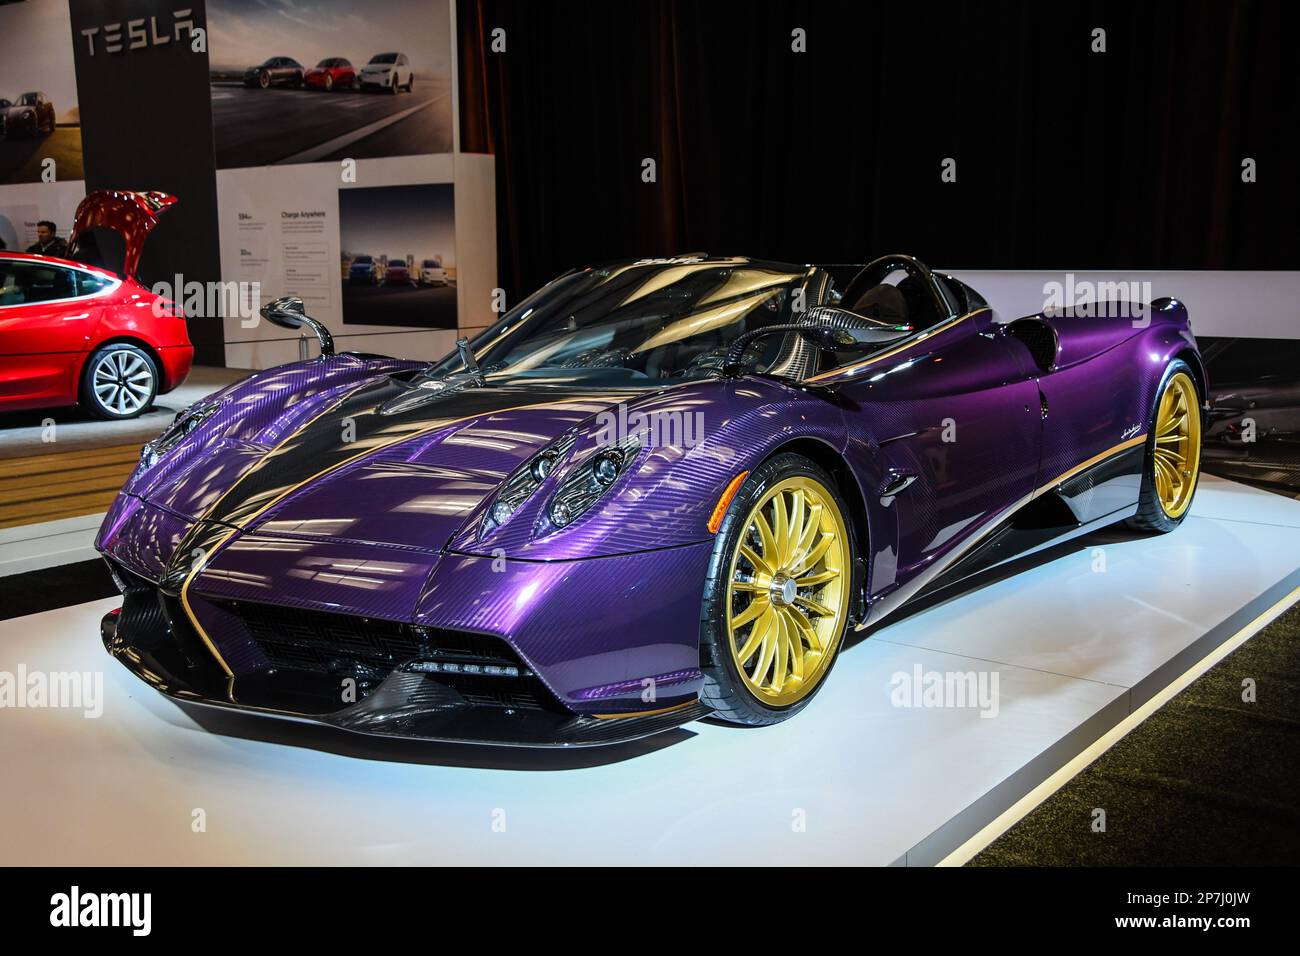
101, 605, 711, 748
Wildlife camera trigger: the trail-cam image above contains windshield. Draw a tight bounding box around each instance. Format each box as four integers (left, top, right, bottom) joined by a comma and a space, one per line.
369, 53, 398, 64
422, 260, 440, 268
388, 258, 406, 266
18, 93, 39, 106
425, 258, 812, 387
352, 255, 371, 264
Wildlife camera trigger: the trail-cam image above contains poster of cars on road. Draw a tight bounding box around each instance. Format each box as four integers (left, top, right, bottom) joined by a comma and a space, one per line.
339, 183, 457, 328
0, 1, 88, 274
0, 0, 84, 187
207, 0, 453, 167
207, 0, 463, 367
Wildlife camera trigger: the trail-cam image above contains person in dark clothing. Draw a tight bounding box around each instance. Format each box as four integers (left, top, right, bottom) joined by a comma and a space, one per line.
27, 221, 67, 258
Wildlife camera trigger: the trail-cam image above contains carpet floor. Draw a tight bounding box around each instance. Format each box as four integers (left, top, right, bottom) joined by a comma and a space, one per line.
971, 601, 1300, 865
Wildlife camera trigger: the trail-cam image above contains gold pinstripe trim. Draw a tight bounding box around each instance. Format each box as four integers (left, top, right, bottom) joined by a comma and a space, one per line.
1031, 434, 1147, 498
181, 579, 236, 676
179, 397, 597, 681
179, 387, 361, 678
803, 307, 992, 384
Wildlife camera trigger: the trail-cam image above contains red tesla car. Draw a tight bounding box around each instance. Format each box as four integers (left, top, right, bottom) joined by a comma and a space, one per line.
383, 257, 414, 285
304, 58, 356, 91
0, 190, 193, 420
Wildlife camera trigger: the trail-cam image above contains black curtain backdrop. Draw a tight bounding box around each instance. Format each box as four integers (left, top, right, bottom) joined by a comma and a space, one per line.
460, 0, 1300, 302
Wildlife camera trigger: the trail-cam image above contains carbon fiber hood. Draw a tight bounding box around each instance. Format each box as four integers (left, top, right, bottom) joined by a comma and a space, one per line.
154, 374, 634, 585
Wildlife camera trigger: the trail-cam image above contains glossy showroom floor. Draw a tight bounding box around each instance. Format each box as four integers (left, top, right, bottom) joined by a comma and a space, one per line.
1, 476, 1297, 865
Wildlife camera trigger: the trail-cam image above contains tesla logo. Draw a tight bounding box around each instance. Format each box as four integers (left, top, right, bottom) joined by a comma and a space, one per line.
79, 9, 196, 56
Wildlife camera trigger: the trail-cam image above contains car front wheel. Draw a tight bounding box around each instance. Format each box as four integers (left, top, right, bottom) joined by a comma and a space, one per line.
699, 453, 855, 725
81, 344, 158, 420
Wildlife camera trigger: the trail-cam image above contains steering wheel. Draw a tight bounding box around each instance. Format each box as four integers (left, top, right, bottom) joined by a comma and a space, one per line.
840, 254, 957, 325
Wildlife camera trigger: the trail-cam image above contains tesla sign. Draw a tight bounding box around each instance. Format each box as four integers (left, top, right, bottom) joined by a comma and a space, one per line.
79, 9, 198, 56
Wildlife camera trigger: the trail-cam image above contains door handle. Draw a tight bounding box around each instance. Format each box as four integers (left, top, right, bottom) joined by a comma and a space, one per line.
879, 472, 916, 504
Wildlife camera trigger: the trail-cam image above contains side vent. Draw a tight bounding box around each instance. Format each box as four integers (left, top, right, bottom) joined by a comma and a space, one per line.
1006, 318, 1059, 373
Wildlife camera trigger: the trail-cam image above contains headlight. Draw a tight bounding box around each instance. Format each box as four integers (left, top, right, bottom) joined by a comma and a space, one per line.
479, 431, 578, 537
139, 401, 219, 470
546, 433, 642, 530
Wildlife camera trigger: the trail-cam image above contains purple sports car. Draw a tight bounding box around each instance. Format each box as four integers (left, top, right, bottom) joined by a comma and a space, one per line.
97, 254, 1205, 746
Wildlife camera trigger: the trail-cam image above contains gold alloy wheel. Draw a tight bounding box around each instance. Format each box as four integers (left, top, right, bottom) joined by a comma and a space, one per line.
1154, 371, 1202, 518
725, 476, 850, 706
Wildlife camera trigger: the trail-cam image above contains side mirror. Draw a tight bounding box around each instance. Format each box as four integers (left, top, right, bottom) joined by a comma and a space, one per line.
260, 295, 335, 356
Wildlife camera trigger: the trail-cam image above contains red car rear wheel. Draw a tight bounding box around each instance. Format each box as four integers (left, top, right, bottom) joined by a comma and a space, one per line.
81, 344, 159, 420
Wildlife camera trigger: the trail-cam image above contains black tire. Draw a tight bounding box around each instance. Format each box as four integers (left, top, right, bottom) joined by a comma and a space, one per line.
699, 452, 857, 726
1127, 358, 1203, 533
258, 71, 270, 89
80, 344, 158, 420
390, 77, 399, 94
405, 76, 414, 92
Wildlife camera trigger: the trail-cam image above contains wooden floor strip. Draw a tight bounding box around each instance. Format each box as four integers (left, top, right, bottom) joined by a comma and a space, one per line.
0, 445, 140, 480
0, 463, 143, 498
0, 443, 140, 530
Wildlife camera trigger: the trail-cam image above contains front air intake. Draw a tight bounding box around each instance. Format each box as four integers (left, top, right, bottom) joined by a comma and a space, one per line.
219, 600, 560, 712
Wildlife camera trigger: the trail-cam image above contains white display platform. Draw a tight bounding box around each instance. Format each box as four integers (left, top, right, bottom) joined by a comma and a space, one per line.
0, 475, 1297, 866
0, 513, 103, 577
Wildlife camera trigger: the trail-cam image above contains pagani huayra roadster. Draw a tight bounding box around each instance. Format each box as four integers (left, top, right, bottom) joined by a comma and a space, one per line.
98, 255, 1206, 746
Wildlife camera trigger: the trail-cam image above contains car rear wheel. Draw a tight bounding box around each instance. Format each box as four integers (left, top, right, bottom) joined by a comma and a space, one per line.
1128, 359, 1203, 532
324, 74, 334, 91
81, 344, 158, 420
700, 453, 855, 725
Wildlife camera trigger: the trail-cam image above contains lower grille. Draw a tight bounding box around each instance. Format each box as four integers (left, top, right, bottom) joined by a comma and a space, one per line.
220, 600, 558, 712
